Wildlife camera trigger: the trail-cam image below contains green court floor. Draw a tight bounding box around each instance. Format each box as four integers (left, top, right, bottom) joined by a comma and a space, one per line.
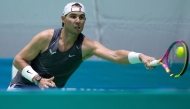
1, 90, 190, 109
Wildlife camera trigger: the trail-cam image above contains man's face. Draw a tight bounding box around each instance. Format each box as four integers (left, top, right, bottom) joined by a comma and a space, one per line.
63, 8, 86, 34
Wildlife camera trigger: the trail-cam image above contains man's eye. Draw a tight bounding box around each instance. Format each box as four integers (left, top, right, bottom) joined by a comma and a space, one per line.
71, 16, 76, 18
80, 16, 84, 19
80, 16, 86, 19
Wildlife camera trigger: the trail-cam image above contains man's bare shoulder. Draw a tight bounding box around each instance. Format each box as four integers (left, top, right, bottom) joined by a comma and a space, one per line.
83, 37, 95, 48
31, 29, 55, 50
81, 37, 96, 59
36, 29, 54, 40
82, 37, 100, 53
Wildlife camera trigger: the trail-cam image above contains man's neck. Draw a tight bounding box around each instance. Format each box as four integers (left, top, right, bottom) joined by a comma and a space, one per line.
60, 28, 79, 45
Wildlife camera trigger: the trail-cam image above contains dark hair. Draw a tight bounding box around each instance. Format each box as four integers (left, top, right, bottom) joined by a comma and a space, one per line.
72, 3, 82, 7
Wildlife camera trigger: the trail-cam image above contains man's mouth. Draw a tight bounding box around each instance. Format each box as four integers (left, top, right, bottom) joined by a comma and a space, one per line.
74, 25, 80, 30
74, 26, 81, 30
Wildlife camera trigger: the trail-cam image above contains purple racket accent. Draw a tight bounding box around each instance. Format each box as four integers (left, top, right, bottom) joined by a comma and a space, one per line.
162, 64, 170, 72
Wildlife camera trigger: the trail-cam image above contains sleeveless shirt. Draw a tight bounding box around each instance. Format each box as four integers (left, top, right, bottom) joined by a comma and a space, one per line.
10, 28, 84, 88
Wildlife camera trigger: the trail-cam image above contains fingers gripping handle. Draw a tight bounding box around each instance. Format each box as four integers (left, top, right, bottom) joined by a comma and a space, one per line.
150, 60, 160, 66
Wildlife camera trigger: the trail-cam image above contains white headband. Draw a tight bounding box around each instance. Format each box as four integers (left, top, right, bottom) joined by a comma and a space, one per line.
63, 2, 85, 15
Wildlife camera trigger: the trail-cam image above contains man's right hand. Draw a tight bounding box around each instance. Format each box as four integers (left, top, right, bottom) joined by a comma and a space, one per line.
37, 76, 57, 90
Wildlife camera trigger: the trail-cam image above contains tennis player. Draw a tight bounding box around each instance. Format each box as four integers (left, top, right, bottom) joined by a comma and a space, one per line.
7, 2, 156, 91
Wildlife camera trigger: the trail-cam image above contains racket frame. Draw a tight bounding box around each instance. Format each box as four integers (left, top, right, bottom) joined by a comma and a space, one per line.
152, 40, 189, 78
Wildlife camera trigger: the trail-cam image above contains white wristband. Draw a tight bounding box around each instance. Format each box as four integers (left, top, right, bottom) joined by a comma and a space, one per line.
21, 66, 38, 82
128, 52, 141, 64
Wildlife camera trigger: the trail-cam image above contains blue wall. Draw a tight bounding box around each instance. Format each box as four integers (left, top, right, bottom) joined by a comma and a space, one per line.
1, 58, 190, 90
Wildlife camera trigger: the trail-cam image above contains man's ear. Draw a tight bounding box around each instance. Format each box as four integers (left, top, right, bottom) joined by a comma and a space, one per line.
61, 15, 65, 23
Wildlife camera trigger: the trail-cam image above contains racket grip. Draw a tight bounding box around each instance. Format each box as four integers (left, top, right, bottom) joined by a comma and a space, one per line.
150, 60, 159, 66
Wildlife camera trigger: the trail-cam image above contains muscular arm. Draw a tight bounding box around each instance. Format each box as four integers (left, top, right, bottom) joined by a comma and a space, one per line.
13, 30, 53, 72
82, 38, 131, 65
93, 42, 131, 65
13, 29, 57, 88
82, 37, 155, 67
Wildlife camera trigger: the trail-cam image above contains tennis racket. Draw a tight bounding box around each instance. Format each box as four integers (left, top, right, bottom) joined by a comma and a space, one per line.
150, 40, 189, 78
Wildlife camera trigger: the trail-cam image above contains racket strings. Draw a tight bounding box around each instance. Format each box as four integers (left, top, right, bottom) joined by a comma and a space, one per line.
168, 43, 187, 76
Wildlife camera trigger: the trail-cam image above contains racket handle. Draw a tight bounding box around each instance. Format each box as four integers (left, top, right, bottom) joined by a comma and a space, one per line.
150, 60, 159, 66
